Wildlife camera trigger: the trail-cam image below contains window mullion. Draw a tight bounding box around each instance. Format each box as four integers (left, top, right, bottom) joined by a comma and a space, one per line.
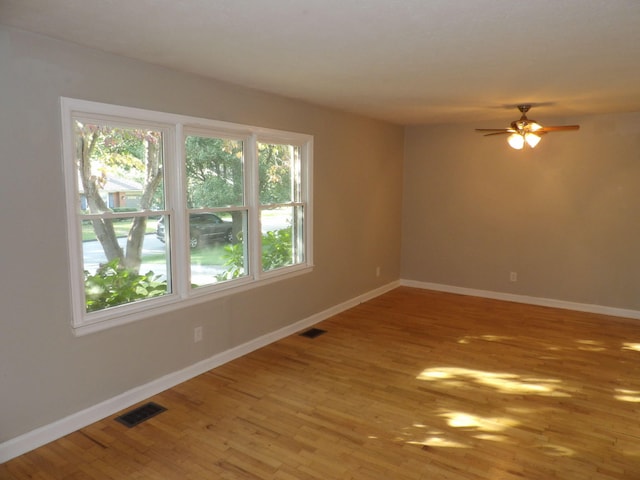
246, 134, 261, 279
169, 123, 190, 297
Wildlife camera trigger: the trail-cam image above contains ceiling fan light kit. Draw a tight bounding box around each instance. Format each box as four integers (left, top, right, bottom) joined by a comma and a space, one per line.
507, 132, 542, 150
507, 133, 525, 149
477, 105, 579, 150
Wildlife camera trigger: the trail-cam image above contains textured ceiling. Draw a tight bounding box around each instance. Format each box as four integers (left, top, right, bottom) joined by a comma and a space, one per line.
1, 0, 639, 125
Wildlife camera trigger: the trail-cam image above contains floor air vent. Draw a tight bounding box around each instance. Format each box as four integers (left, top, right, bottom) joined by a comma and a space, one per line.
115, 402, 166, 428
300, 327, 327, 339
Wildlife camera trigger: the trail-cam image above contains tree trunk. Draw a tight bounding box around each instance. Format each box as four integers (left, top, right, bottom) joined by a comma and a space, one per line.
124, 216, 147, 272
78, 130, 124, 264
124, 134, 163, 272
230, 210, 243, 244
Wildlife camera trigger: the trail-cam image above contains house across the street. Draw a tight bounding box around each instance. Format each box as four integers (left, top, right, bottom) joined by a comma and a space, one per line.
78, 175, 143, 210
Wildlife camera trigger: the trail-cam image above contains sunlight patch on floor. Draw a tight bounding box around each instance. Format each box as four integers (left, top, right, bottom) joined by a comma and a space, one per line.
400, 409, 576, 456
407, 436, 471, 449
417, 367, 571, 397
473, 433, 512, 443
575, 339, 606, 352
458, 334, 512, 344
622, 342, 640, 352
614, 388, 640, 402
536, 443, 576, 457
505, 406, 539, 414
441, 411, 519, 432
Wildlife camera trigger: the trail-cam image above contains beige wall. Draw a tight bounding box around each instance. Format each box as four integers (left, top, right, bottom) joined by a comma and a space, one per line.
0, 26, 403, 442
402, 111, 640, 310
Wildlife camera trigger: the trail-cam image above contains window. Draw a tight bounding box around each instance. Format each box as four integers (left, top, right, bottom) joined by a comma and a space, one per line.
258, 142, 305, 272
184, 132, 248, 287
62, 98, 313, 335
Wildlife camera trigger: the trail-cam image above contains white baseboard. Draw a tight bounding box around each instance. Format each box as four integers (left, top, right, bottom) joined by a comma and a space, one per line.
401, 279, 640, 321
0, 280, 400, 463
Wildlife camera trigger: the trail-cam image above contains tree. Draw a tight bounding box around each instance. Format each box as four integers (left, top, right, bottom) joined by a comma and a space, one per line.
76, 121, 163, 273
185, 138, 293, 208
258, 143, 292, 204
185, 136, 242, 206
185, 135, 244, 241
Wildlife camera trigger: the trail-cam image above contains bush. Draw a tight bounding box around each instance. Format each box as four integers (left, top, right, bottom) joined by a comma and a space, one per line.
85, 228, 292, 310
216, 228, 293, 281
261, 228, 292, 271
84, 259, 167, 312
215, 242, 245, 281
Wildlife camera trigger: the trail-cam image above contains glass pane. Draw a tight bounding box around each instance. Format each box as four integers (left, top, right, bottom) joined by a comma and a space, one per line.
74, 120, 165, 214
82, 215, 170, 312
258, 143, 300, 205
261, 206, 304, 272
190, 210, 248, 287
185, 135, 244, 208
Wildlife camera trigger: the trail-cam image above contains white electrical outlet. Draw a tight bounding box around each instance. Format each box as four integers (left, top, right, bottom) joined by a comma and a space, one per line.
510, 272, 518, 282
194, 326, 203, 343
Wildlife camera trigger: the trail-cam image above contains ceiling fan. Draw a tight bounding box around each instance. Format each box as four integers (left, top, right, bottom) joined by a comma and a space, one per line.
476, 105, 579, 149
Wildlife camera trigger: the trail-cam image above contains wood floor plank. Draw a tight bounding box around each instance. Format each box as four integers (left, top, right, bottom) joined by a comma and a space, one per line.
4, 287, 640, 479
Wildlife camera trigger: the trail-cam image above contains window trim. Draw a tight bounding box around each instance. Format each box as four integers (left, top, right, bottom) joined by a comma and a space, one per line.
61, 97, 313, 336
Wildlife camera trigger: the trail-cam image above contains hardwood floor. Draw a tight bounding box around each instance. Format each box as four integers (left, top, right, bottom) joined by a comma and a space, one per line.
3, 287, 640, 479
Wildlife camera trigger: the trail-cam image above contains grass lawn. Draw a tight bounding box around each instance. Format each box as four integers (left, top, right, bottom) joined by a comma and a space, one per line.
83, 218, 231, 268
142, 243, 228, 265
190, 243, 228, 265
82, 218, 158, 241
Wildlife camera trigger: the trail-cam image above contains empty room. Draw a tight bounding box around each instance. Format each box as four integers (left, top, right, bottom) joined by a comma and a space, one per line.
1, 1, 640, 478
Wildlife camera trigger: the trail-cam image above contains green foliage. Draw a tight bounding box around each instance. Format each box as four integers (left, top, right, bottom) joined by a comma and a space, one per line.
77, 122, 156, 176
191, 175, 238, 208
184, 137, 294, 209
215, 242, 246, 281
85, 229, 292, 309
215, 228, 293, 281
84, 259, 167, 312
185, 136, 243, 208
261, 228, 293, 270
258, 143, 293, 205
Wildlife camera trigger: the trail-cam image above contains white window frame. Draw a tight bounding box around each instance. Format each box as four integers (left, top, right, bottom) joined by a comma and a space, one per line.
61, 97, 313, 336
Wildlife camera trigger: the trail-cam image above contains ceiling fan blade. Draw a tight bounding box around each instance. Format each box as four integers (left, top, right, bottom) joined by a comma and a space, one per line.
475, 128, 512, 132
538, 125, 580, 132
483, 131, 513, 136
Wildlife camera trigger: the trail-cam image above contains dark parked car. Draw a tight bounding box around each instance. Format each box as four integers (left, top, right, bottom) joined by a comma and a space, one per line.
156, 213, 233, 248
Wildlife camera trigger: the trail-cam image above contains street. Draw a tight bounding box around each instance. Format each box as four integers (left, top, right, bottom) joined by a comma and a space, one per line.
82, 234, 166, 273
82, 214, 291, 283
83, 234, 229, 284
